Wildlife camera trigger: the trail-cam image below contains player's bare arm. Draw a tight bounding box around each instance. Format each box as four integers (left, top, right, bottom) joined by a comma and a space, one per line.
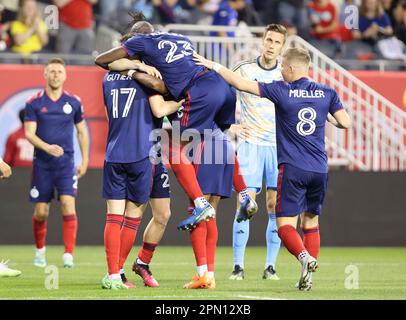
327, 109, 351, 129
109, 59, 162, 79
95, 47, 129, 70
229, 123, 252, 140
149, 95, 185, 118
0, 157, 12, 179
24, 121, 64, 157
75, 120, 90, 179
193, 52, 260, 96
121, 70, 168, 95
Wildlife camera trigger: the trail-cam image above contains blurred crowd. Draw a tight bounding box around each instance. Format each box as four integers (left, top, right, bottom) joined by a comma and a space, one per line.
0, 0, 405, 61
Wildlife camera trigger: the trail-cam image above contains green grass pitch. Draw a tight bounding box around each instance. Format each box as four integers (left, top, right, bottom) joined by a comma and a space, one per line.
1, 246, 405, 300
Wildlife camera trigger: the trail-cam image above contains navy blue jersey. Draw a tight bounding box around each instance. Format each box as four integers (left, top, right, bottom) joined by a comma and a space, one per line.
259, 77, 344, 173
122, 32, 205, 100
24, 90, 83, 163
103, 71, 158, 163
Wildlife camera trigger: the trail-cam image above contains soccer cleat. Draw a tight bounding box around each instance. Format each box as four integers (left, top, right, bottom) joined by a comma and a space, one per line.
207, 277, 216, 289
132, 262, 159, 287
229, 265, 244, 280
0, 260, 22, 277
262, 265, 280, 280
183, 272, 210, 289
236, 195, 258, 223
120, 273, 136, 288
101, 274, 128, 290
34, 250, 46, 268
298, 256, 318, 291
62, 253, 74, 268
177, 204, 215, 231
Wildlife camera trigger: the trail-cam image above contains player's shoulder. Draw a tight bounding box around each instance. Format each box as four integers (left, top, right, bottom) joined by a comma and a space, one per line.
26, 90, 45, 105
63, 90, 82, 105
232, 58, 257, 72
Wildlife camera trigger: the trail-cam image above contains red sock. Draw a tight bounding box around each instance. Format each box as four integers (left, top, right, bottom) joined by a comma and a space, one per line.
119, 217, 141, 269
188, 207, 207, 266
278, 225, 307, 259
32, 216, 47, 249
63, 214, 78, 254
169, 142, 203, 200
206, 218, 218, 272
138, 242, 158, 264
104, 214, 123, 275
233, 155, 247, 192
302, 226, 320, 259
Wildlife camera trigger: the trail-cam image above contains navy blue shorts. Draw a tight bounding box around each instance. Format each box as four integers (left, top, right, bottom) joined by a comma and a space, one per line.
192, 130, 234, 198
173, 71, 236, 133
276, 163, 328, 217
150, 162, 170, 199
30, 157, 77, 203
103, 158, 152, 204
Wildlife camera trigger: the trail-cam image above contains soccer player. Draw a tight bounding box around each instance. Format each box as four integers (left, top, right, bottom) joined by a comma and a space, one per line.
3, 109, 34, 167
229, 24, 286, 281
94, 14, 257, 230
24, 58, 89, 269
193, 47, 351, 290
0, 157, 21, 277
101, 67, 183, 290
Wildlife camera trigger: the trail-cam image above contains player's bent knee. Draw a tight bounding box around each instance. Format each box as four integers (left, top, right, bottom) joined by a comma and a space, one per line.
154, 210, 171, 227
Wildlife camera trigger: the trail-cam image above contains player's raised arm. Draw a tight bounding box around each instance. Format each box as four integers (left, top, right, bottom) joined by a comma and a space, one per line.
327, 110, 351, 129
95, 47, 129, 70
149, 95, 185, 118
193, 53, 260, 96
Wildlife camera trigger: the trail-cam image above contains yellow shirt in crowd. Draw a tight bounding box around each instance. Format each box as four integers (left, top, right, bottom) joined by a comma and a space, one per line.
10, 20, 47, 54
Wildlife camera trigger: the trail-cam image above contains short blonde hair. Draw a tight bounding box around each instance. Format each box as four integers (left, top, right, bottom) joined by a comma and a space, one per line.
282, 47, 311, 67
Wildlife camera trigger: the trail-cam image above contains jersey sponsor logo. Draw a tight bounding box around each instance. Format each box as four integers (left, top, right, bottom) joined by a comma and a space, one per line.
63, 102, 73, 115
40, 106, 48, 113
296, 107, 317, 136
30, 186, 40, 199
289, 89, 325, 98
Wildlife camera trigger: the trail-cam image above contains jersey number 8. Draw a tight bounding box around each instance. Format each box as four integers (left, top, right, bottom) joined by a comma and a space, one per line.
296, 107, 316, 136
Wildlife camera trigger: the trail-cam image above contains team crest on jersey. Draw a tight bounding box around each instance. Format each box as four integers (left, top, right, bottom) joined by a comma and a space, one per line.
30, 187, 39, 199
63, 102, 73, 114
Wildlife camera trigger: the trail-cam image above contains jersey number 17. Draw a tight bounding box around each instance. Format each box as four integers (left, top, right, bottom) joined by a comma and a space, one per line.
110, 88, 137, 119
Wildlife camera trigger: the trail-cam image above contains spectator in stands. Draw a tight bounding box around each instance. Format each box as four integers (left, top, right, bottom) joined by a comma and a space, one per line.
236, 0, 262, 26
395, 0, 406, 44
345, 0, 393, 59
252, 0, 278, 25
0, 0, 19, 22
277, 0, 310, 39
211, 0, 244, 36
151, 0, 177, 24
382, 0, 400, 29
54, 0, 97, 54
3, 109, 34, 168
308, 0, 341, 58
10, 0, 48, 55
0, 4, 11, 51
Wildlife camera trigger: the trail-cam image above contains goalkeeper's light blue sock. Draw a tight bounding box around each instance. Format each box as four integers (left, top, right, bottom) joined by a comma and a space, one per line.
265, 213, 281, 268
232, 211, 250, 268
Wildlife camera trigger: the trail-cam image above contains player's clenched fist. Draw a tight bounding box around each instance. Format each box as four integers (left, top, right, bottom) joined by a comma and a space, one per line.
45, 144, 64, 157
0, 160, 12, 178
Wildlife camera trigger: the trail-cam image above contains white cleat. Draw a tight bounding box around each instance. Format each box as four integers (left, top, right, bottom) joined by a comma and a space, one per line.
62, 253, 74, 268
298, 256, 318, 291
0, 260, 22, 277
34, 249, 46, 268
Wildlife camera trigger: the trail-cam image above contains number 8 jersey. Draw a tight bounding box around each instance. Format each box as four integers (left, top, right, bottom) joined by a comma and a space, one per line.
258, 77, 344, 173
122, 32, 206, 100
102, 71, 158, 163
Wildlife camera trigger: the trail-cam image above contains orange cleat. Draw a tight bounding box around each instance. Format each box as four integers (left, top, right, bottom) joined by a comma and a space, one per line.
207, 277, 216, 289
183, 272, 210, 289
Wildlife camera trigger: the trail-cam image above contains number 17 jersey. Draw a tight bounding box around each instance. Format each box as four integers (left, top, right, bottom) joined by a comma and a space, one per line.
103, 71, 156, 163
258, 77, 344, 173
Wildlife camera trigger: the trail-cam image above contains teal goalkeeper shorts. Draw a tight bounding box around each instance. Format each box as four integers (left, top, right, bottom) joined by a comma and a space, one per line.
236, 142, 278, 193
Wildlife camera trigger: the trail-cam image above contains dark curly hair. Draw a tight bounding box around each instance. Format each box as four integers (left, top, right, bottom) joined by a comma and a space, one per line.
120, 11, 154, 43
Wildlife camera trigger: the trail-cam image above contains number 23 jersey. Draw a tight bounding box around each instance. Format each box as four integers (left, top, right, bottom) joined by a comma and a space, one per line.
258, 77, 344, 173
123, 32, 206, 100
